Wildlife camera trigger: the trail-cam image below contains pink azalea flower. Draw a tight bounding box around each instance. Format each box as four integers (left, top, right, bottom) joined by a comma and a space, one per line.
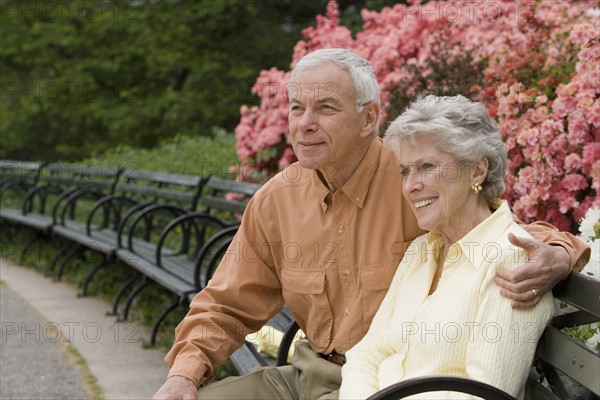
570, 23, 597, 47
565, 154, 583, 172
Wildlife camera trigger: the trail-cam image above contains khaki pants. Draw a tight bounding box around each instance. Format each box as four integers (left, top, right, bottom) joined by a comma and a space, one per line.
198, 340, 341, 400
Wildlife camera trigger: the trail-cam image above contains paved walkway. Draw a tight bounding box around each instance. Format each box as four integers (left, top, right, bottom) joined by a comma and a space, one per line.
1, 283, 90, 399
0, 259, 170, 399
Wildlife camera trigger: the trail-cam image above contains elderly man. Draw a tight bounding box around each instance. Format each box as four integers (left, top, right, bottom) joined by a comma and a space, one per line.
153, 48, 589, 400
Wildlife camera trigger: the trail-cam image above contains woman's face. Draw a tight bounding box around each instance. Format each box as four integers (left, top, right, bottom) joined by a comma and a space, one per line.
398, 135, 474, 236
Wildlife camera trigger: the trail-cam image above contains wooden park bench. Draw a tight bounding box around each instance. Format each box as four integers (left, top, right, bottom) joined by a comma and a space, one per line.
0, 160, 265, 345
50, 168, 208, 288
0, 160, 46, 237
108, 176, 262, 345
0, 162, 122, 266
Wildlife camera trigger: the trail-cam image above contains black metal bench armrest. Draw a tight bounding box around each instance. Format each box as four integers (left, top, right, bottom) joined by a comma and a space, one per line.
56, 189, 110, 225
155, 212, 227, 270
23, 184, 72, 215
193, 224, 239, 289
0, 179, 29, 194
116, 201, 156, 247
0, 180, 34, 204
276, 320, 300, 367
50, 188, 82, 222
85, 194, 138, 236
125, 204, 188, 252
0, 179, 16, 193
367, 376, 516, 400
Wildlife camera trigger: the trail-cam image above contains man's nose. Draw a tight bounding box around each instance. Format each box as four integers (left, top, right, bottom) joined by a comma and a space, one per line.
298, 109, 318, 132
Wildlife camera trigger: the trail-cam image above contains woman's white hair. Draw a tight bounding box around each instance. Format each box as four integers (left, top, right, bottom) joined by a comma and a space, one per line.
384, 95, 507, 205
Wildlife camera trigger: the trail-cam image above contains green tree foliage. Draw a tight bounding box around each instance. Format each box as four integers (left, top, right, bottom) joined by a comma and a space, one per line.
0, 0, 335, 161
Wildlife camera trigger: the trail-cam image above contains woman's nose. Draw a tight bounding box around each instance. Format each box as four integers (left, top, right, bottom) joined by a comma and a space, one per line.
404, 171, 424, 193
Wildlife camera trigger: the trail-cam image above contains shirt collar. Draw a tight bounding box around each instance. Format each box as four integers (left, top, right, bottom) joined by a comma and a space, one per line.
311, 137, 382, 212
341, 137, 381, 209
425, 201, 514, 269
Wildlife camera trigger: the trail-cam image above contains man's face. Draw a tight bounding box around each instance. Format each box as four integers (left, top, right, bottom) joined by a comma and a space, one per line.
288, 62, 368, 176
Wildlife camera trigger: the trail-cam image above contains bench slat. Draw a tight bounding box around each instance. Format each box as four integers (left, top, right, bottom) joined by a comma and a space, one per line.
553, 273, 600, 317
230, 343, 271, 375
537, 325, 600, 396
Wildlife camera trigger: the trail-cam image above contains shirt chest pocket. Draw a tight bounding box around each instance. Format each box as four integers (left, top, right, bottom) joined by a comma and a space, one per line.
281, 268, 326, 295
280, 267, 334, 345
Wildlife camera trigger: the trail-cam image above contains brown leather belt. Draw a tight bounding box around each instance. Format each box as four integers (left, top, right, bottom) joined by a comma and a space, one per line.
319, 351, 346, 366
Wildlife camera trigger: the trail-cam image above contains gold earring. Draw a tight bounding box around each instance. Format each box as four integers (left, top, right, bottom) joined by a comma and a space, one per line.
471, 182, 483, 193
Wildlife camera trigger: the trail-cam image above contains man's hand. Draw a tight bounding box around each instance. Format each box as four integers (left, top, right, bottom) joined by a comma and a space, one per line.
152, 376, 197, 400
495, 233, 570, 309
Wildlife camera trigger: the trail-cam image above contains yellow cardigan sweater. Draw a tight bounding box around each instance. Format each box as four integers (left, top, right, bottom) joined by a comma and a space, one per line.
340, 202, 555, 399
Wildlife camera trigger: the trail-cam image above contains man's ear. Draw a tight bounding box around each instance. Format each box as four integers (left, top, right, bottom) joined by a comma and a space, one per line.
361, 102, 380, 138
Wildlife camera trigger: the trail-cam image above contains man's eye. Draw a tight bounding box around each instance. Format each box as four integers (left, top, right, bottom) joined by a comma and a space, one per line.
400, 167, 410, 177
422, 163, 436, 170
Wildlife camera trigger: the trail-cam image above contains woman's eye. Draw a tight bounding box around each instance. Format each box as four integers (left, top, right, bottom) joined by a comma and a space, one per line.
422, 163, 436, 170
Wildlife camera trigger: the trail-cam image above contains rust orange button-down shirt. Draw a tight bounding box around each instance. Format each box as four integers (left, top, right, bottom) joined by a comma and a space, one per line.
165, 137, 589, 387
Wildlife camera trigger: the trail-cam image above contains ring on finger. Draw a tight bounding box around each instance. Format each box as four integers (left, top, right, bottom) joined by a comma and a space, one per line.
531, 288, 539, 297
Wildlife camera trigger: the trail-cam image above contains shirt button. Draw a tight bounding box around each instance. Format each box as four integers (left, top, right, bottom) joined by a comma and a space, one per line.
342, 268, 350, 276
355, 197, 360, 203
337, 225, 345, 234
345, 307, 350, 316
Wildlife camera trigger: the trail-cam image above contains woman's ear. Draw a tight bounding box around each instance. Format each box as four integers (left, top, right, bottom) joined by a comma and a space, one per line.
472, 158, 489, 184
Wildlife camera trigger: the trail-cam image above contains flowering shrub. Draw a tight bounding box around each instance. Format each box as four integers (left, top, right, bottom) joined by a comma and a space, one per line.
234, 0, 599, 233
494, 10, 600, 231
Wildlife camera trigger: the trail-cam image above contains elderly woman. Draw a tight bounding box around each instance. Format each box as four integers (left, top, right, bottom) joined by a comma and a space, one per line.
339, 95, 555, 399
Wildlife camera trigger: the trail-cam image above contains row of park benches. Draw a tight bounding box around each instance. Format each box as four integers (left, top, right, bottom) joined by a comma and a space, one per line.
0, 159, 293, 374
1, 160, 598, 399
